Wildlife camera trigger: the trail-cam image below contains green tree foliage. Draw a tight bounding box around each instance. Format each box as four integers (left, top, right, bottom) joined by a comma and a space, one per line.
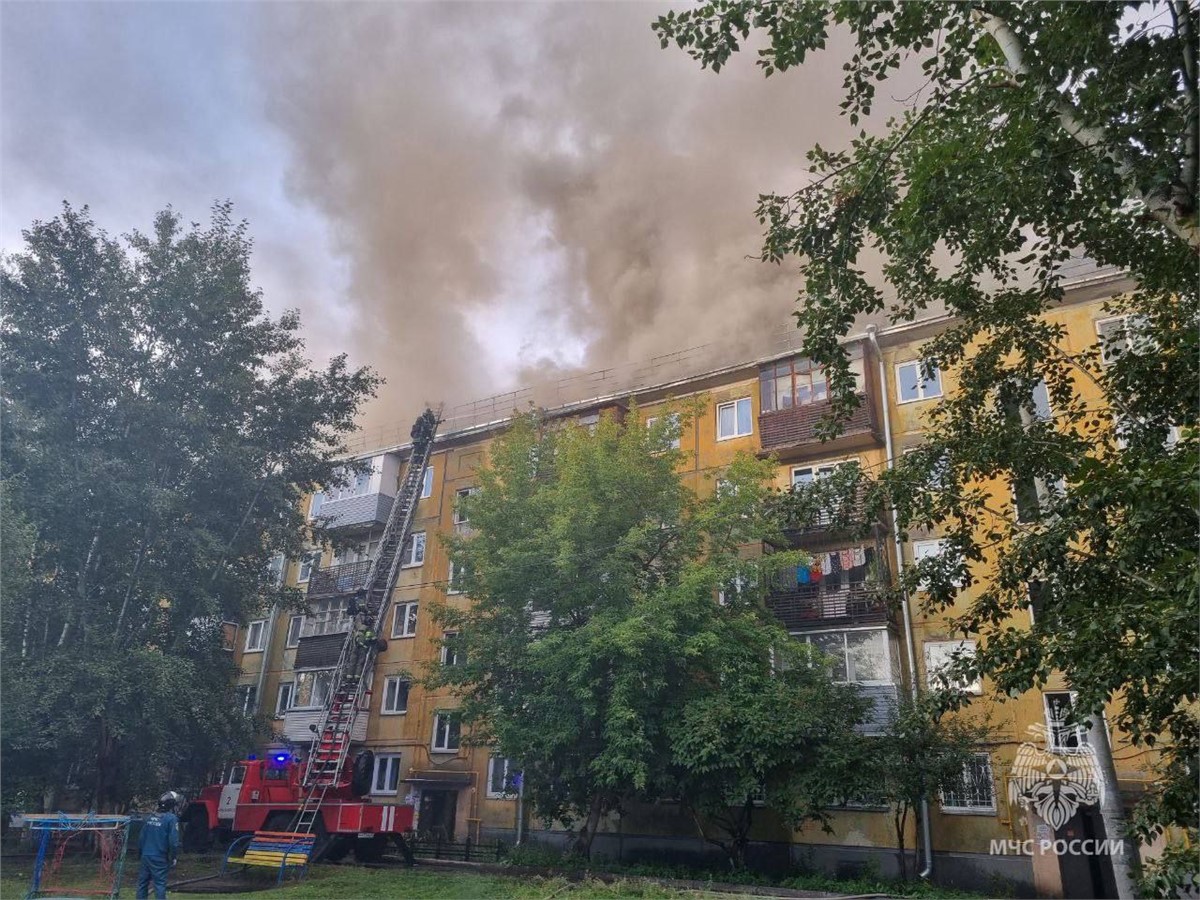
427, 409, 859, 862
1, 202, 379, 810
655, 4, 1198, 888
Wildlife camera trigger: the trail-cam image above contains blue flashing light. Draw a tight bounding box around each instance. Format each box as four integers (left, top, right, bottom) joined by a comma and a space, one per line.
248, 754, 257, 761
274, 754, 289, 763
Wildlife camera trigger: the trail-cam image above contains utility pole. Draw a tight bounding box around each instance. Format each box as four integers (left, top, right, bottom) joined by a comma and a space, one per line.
1087, 712, 1140, 899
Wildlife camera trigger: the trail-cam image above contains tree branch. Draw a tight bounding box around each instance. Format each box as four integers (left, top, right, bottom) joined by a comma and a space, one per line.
1171, 1, 1199, 209
973, 8, 1200, 252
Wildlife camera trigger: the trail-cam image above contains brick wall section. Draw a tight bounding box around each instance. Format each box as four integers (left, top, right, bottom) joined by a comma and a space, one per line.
758, 393, 875, 452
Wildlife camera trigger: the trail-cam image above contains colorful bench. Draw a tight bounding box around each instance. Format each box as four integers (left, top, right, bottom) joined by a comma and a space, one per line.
222, 830, 316, 885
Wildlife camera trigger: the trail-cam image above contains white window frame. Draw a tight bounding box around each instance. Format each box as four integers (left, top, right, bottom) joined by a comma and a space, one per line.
392, 601, 418, 639
940, 753, 997, 814
297, 551, 320, 584
441, 632, 464, 667
646, 413, 682, 450
797, 628, 894, 686
308, 492, 325, 521
716, 398, 753, 440
266, 553, 286, 587
487, 756, 515, 799
895, 361, 943, 404
924, 640, 982, 695
1095, 314, 1152, 366
371, 753, 401, 795
244, 620, 266, 652
292, 669, 334, 710
421, 465, 434, 499
235, 684, 257, 716
285, 615, 305, 649
432, 712, 461, 752
381, 676, 410, 715
911, 538, 963, 589
1044, 691, 1089, 751
401, 532, 426, 568
453, 487, 478, 526
274, 682, 293, 718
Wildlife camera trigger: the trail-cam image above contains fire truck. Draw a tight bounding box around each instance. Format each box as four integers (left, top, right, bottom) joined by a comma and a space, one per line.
182, 409, 440, 863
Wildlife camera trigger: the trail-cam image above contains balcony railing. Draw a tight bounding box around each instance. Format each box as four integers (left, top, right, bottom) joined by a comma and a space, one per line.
316, 492, 394, 531
306, 559, 372, 600
767, 580, 892, 630
758, 392, 880, 459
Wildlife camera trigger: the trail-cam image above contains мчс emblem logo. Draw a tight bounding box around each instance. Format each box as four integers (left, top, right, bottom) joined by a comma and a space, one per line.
1008, 723, 1102, 830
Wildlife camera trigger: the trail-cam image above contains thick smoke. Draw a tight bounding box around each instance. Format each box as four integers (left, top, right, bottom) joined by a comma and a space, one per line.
259, 3, 903, 437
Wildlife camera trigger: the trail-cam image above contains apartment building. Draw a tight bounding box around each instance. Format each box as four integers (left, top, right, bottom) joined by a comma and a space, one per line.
230, 269, 1160, 896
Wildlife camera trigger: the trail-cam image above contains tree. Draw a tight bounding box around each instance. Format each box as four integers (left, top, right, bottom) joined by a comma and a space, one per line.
863, 694, 991, 882
668, 617, 868, 871
655, 4, 1198, 893
427, 408, 851, 859
1, 202, 380, 810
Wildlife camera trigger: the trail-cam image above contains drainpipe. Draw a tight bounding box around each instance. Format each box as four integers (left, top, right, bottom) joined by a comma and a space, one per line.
515, 770, 525, 845
866, 324, 933, 880
253, 604, 278, 716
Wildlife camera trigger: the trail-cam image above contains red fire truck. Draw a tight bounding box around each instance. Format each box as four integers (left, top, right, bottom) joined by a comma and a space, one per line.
182, 409, 440, 864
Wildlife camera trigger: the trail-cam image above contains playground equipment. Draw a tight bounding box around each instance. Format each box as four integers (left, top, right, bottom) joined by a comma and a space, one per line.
23, 813, 131, 900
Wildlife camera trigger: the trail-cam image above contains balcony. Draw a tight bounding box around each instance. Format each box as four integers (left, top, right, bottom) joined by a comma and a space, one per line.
769, 485, 886, 547
306, 560, 372, 601
317, 492, 394, 532
757, 392, 881, 462
767, 578, 893, 631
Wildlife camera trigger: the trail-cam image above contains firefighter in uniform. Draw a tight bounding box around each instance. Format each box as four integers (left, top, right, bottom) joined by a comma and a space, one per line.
136, 791, 182, 899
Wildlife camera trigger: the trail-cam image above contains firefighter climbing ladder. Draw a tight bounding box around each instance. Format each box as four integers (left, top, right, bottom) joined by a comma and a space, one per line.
289, 408, 441, 836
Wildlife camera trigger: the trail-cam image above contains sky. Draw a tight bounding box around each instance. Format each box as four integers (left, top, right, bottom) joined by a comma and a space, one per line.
1, 2, 907, 438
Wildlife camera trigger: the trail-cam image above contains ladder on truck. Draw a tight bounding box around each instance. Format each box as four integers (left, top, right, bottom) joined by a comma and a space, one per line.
289, 407, 441, 836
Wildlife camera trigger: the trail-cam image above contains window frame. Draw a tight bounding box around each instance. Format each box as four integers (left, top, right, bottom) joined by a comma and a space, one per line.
292, 668, 335, 710
716, 398, 753, 441
441, 632, 464, 668
453, 487, 478, 526
391, 601, 418, 639
1043, 691, 1089, 751
285, 615, 305, 649
487, 756, 516, 799
235, 684, 258, 716
244, 620, 267, 653
940, 753, 997, 814
371, 753, 402, 795
432, 711, 462, 752
297, 551, 320, 584
421, 465, 435, 499
895, 361, 943, 404
275, 682, 293, 718
796, 627, 894, 686
401, 532, 426, 568
923, 639, 982, 695
381, 676, 410, 715
646, 413, 682, 450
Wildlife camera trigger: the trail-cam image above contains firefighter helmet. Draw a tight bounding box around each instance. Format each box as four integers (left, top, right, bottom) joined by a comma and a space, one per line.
157, 790, 185, 812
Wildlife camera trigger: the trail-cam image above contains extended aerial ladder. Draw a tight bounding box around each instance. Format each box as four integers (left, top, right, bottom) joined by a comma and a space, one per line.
288, 407, 441, 836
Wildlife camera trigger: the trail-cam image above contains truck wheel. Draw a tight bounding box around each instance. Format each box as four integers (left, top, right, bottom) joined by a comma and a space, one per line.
181, 806, 213, 852
350, 751, 374, 798
323, 835, 352, 862
353, 835, 387, 863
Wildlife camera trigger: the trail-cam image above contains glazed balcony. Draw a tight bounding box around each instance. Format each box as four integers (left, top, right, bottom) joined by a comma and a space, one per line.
757, 392, 882, 462
316, 492, 394, 532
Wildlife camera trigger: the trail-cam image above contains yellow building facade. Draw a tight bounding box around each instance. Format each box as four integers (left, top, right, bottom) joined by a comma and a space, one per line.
230, 271, 1158, 896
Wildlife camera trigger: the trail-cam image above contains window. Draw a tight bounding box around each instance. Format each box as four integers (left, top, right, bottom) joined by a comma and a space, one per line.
791, 462, 846, 523
297, 551, 321, 584
941, 754, 996, 813
799, 629, 892, 684
896, 361, 942, 403
301, 598, 350, 637
293, 669, 334, 709
758, 356, 829, 411
275, 682, 293, 717
286, 615, 304, 649
453, 487, 478, 527
1096, 314, 1151, 366
1044, 692, 1088, 751
421, 465, 434, 499
401, 532, 426, 568
716, 398, 753, 440
392, 601, 418, 638
1002, 380, 1065, 522
432, 712, 461, 751
244, 620, 266, 652
911, 539, 963, 589
715, 478, 738, 498
266, 553, 286, 587
487, 756, 516, 798
718, 574, 748, 606
308, 492, 324, 520
447, 560, 471, 595
924, 640, 982, 695
382, 676, 410, 715
441, 632, 465, 667
371, 754, 401, 794
646, 414, 682, 450
235, 685, 257, 715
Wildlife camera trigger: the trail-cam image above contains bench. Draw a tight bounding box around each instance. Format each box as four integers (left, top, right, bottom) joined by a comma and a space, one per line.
222, 830, 316, 885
